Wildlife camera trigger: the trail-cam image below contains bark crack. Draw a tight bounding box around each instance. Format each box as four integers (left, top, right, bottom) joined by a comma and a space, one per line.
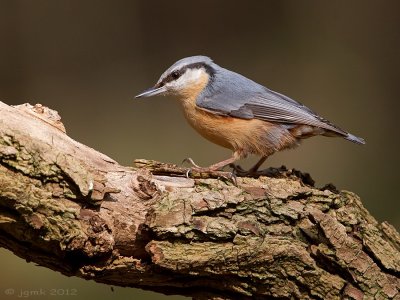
0, 101, 399, 299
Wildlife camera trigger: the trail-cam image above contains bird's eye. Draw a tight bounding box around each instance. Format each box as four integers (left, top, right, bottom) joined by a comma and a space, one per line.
171, 71, 180, 80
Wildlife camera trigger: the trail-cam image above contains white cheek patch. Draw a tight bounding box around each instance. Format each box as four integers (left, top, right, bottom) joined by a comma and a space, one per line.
172, 69, 204, 90
182, 69, 203, 83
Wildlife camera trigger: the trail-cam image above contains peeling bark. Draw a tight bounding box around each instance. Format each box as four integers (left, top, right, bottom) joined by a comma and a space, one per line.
0, 101, 399, 299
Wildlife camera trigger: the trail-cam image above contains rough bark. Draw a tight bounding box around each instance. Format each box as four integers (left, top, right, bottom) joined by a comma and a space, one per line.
0, 101, 399, 300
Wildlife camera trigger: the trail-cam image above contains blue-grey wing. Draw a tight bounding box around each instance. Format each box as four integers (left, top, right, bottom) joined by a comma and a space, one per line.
196, 67, 347, 136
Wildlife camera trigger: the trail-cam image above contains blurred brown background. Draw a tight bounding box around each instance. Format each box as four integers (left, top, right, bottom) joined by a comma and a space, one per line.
0, 1, 399, 299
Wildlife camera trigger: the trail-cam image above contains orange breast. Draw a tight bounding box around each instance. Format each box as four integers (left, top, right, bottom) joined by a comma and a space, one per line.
182, 102, 264, 151
177, 72, 297, 157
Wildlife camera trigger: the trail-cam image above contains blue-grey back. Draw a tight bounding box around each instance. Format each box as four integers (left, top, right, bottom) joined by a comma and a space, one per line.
197, 64, 347, 136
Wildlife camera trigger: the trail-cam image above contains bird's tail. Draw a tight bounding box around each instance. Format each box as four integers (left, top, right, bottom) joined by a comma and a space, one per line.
345, 133, 365, 145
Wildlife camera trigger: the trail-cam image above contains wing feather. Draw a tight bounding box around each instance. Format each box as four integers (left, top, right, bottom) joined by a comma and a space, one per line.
197, 66, 347, 136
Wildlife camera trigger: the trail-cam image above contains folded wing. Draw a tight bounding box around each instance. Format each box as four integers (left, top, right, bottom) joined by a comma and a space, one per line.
196, 67, 365, 144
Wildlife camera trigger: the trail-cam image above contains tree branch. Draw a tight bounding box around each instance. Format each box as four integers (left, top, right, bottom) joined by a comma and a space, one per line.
0, 101, 399, 299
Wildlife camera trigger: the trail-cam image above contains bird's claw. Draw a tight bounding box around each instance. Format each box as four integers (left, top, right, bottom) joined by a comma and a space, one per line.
227, 171, 238, 186
185, 168, 191, 179
182, 157, 201, 168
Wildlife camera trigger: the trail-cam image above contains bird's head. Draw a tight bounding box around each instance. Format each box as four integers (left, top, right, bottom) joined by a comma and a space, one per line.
135, 55, 215, 99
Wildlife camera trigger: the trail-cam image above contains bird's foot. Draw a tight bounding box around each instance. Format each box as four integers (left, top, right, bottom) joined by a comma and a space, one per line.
182, 158, 238, 185
229, 164, 262, 178
184, 166, 237, 185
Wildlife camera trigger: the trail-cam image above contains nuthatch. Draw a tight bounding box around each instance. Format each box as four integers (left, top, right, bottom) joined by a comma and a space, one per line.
136, 56, 365, 176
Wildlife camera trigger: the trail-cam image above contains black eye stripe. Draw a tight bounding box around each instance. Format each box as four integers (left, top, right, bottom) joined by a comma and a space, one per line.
161, 70, 183, 85
159, 62, 215, 86
171, 70, 181, 79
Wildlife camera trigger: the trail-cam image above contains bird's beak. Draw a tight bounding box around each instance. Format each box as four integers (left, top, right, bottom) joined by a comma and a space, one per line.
135, 85, 167, 98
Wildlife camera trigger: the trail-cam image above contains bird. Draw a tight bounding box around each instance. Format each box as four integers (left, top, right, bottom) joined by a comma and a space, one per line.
136, 55, 365, 177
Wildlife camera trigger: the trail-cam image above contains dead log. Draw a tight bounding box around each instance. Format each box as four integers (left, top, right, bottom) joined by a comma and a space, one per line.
0, 101, 399, 299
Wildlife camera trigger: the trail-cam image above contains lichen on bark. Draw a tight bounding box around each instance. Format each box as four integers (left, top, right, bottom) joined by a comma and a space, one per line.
0, 101, 399, 299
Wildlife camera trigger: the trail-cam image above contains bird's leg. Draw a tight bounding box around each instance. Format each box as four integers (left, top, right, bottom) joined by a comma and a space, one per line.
230, 156, 268, 177
183, 152, 242, 183
183, 151, 242, 172
249, 156, 268, 173
207, 155, 241, 171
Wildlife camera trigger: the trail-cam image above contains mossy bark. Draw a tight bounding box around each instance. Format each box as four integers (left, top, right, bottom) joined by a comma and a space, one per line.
0, 101, 399, 299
